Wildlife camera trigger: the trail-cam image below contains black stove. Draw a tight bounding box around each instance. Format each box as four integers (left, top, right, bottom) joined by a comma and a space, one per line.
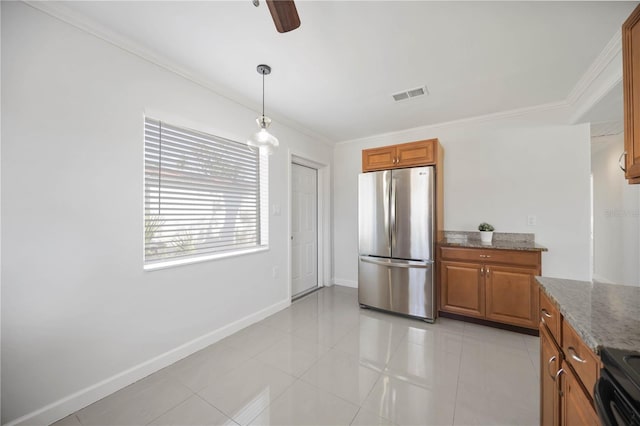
595, 347, 640, 426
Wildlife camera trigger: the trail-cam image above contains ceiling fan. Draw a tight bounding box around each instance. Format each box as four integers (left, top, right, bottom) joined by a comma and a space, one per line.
253, 0, 301, 33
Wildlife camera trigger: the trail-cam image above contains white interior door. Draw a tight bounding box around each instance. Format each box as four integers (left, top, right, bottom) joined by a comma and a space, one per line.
291, 163, 318, 298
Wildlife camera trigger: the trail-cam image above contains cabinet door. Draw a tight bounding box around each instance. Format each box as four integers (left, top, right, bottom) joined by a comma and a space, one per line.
396, 140, 435, 168
540, 325, 561, 426
623, 4, 640, 183
440, 261, 484, 318
562, 363, 600, 426
485, 265, 538, 329
362, 146, 396, 172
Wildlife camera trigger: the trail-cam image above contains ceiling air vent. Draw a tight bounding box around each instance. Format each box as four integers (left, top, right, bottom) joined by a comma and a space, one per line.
393, 92, 410, 102
392, 85, 429, 102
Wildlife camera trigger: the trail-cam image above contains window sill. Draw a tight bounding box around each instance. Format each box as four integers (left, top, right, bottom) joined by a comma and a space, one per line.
144, 246, 269, 271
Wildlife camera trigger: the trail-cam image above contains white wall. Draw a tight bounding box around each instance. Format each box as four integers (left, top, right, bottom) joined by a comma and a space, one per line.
1, 2, 333, 424
591, 134, 640, 286
333, 120, 592, 286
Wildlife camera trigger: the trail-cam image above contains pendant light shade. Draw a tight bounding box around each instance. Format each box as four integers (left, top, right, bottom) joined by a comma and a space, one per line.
247, 64, 279, 154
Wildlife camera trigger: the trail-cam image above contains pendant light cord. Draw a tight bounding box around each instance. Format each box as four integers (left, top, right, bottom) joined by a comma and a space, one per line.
262, 71, 265, 117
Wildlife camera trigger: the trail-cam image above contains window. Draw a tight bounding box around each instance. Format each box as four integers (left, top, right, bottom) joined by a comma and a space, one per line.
144, 117, 268, 269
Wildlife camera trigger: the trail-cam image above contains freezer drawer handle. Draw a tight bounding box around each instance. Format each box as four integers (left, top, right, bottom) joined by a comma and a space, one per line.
359, 257, 432, 269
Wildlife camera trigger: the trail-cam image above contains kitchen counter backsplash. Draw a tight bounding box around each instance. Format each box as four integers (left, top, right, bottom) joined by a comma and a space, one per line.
537, 277, 640, 353
439, 231, 547, 252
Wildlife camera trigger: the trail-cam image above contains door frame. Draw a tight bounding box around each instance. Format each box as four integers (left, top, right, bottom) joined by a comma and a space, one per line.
288, 151, 331, 301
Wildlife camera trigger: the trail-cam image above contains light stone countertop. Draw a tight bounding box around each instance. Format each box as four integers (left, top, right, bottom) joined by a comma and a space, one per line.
536, 277, 640, 353
439, 231, 548, 252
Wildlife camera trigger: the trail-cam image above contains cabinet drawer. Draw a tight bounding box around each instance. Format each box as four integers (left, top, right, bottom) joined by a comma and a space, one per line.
439, 247, 539, 267
540, 290, 561, 344
562, 321, 599, 400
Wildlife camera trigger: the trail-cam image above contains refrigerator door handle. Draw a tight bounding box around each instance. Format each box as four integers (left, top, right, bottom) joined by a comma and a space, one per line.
384, 171, 391, 252
359, 256, 433, 269
390, 176, 397, 251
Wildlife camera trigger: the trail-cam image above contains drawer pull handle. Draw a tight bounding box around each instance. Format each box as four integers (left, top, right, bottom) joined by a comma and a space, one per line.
479, 254, 493, 258
547, 356, 557, 381
541, 308, 552, 318
568, 346, 587, 363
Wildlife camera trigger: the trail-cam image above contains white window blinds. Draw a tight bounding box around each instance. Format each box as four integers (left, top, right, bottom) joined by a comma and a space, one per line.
144, 117, 268, 269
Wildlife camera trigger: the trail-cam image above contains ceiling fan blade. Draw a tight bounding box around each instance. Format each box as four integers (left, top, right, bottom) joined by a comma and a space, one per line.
266, 0, 300, 33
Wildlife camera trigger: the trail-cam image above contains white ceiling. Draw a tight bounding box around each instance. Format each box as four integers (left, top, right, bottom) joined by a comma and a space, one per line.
46, 1, 638, 143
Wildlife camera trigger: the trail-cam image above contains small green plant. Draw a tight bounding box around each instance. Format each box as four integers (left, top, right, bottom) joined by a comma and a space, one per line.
478, 222, 495, 232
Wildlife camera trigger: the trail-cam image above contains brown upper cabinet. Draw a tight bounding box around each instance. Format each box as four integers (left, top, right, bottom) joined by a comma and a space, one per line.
623, 4, 640, 184
362, 139, 438, 172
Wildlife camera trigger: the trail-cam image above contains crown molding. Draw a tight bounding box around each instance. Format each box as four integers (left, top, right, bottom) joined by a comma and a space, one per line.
567, 30, 622, 105
22, 1, 335, 147
569, 69, 622, 125
335, 100, 569, 146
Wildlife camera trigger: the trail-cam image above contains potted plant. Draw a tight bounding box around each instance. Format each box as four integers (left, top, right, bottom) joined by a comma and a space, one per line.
478, 222, 495, 243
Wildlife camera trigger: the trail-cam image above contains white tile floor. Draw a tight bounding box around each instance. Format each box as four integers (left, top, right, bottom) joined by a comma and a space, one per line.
53, 286, 540, 426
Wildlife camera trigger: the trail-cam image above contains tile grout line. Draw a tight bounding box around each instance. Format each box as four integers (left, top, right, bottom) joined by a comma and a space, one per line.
142, 389, 194, 426
192, 393, 239, 426
451, 329, 467, 426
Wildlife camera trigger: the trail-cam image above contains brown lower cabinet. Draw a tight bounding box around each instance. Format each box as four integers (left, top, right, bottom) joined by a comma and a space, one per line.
562, 362, 600, 426
539, 288, 601, 426
439, 261, 484, 317
439, 247, 541, 330
540, 325, 561, 426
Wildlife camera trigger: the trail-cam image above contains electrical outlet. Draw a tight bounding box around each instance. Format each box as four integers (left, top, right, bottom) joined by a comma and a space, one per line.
272, 266, 279, 278
527, 215, 537, 226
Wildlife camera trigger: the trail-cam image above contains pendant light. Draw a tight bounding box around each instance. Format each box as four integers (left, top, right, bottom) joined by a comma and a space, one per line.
247, 64, 279, 155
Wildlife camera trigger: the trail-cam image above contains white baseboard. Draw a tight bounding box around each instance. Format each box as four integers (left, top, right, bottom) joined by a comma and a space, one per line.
591, 274, 616, 285
333, 278, 358, 288
8, 299, 290, 426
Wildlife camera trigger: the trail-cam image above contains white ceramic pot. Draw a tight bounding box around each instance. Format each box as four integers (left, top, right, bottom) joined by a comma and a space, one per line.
480, 231, 493, 243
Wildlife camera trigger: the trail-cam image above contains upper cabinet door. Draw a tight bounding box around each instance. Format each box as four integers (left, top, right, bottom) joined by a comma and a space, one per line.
362, 146, 397, 172
395, 140, 435, 168
623, 4, 640, 184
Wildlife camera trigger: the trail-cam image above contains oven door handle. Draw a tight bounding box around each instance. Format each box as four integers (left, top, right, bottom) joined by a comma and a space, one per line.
595, 376, 614, 426
594, 372, 632, 426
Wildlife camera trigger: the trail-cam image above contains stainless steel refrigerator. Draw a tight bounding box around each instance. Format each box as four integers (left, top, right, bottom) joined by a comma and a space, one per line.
358, 166, 435, 322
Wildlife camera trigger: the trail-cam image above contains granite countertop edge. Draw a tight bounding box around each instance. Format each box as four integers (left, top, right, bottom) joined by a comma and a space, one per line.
537, 280, 600, 352
438, 239, 548, 252
536, 277, 603, 355
536, 276, 640, 354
